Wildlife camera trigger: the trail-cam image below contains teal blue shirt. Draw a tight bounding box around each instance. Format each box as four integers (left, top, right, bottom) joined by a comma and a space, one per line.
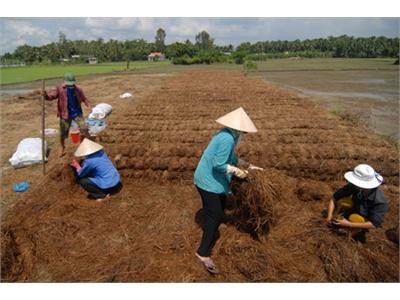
194, 128, 239, 194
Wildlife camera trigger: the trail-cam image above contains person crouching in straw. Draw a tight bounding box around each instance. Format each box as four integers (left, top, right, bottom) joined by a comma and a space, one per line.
70, 138, 122, 202
193, 107, 263, 274
326, 164, 388, 242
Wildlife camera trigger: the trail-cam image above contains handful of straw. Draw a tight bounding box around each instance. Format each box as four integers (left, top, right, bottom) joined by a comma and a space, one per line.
231, 169, 282, 237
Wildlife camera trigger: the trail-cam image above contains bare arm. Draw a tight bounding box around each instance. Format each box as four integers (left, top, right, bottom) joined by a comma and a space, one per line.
347, 221, 375, 230
332, 218, 376, 230
327, 198, 335, 222
42, 88, 59, 100
70, 159, 82, 172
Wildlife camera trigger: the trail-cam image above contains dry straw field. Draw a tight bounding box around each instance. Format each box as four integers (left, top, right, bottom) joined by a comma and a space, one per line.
1, 70, 398, 282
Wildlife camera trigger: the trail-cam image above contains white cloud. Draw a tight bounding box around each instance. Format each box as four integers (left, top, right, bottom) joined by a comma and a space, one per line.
84, 17, 107, 28
168, 18, 211, 36
0, 19, 51, 53
117, 17, 139, 29
5, 19, 50, 40
137, 18, 156, 31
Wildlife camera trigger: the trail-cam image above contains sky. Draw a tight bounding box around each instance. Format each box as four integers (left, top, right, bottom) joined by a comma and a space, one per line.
0, 17, 399, 54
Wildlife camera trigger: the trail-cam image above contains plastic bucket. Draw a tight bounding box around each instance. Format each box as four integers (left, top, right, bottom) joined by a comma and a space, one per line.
70, 129, 80, 144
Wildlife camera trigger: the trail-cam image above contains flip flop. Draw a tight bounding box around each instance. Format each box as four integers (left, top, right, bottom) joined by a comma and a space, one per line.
96, 194, 111, 202
195, 253, 220, 275
202, 260, 220, 275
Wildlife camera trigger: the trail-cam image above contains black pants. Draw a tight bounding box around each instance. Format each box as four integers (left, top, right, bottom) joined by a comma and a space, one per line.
196, 186, 227, 257
78, 177, 122, 199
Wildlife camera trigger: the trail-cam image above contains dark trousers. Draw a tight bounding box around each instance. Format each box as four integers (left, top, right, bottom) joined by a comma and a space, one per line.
196, 186, 227, 257
78, 177, 122, 199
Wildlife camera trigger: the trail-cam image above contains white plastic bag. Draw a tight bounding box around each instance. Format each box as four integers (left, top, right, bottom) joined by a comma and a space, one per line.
119, 92, 133, 99
86, 118, 107, 136
43, 128, 58, 136
88, 103, 113, 119
88, 123, 107, 136
9, 138, 47, 168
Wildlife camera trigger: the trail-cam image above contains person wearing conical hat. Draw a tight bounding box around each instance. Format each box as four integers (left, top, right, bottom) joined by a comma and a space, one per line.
193, 107, 263, 274
70, 138, 122, 202
327, 164, 388, 242
42, 72, 91, 157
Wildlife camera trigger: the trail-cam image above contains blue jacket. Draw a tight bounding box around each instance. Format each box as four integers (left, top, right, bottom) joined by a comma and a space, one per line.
194, 128, 239, 194
77, 150, 120, 189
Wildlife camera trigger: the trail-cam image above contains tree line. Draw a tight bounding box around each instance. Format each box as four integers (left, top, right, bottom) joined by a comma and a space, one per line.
1, 28, 398, 65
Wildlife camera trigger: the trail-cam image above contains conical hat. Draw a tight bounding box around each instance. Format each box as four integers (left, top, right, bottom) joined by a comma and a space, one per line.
215, 107, 257, 133
74, 138, 103, 157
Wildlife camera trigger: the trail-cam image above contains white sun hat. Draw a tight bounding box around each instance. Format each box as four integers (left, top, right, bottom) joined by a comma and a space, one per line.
344, 164, 384, 189
74, 138, 103, 157
215, 107, 258, 133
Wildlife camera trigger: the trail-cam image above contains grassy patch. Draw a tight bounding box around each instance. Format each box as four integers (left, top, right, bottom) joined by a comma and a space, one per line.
3, 58, 396, 85
0, 61, 171, 84
329, 107, 365, 127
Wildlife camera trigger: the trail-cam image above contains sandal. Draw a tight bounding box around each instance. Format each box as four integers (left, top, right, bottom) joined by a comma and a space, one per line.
96, 194, 111, 202
195, 253, 220, 275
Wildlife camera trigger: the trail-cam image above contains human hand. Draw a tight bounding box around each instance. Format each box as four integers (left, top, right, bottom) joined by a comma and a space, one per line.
332, 218, 351, 227
236, 168, 248, 179
41, 90, 47, 97
70, 159, 80, 169
226, 165, 248, 178
248, 164, 264, 171
234, 167, 248, 178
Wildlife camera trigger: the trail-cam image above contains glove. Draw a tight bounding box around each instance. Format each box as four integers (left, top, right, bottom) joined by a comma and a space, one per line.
226, 164, 248, 179
248, 164, 264, 171
238, 158, 264, 171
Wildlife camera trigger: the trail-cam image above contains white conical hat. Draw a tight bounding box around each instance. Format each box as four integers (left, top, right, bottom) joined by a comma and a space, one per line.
74, 138, 103, 157
215, 107, 258, 133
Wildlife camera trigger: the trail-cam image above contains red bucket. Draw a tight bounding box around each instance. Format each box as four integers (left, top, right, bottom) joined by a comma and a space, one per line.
70, 129, 80, 144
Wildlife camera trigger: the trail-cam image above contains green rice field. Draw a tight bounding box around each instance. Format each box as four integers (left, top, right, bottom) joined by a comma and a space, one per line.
0, 61, 170, 85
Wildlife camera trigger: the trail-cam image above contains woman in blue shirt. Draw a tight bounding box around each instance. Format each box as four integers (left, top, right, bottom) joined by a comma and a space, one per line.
193, 107, 262, 274
70, 138, 122, 202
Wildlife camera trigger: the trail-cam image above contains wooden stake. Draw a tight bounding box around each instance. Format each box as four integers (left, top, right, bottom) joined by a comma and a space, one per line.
41, 80, 46, 175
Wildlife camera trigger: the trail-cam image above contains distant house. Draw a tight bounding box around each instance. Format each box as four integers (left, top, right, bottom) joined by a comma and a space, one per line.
148, 52, 165, 62
87, 57, 98, 64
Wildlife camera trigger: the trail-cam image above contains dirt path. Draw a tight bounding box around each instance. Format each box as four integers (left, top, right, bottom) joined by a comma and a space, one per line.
1, 70, 398, 282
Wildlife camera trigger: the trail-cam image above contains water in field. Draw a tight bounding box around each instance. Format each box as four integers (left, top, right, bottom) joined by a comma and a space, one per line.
282, 85, 396, 102
0, 88, 34, 98
259, 67, 399, 140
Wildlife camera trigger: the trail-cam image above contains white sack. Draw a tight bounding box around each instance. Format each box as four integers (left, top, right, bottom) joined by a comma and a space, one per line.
9, 138, 47, 168
88, 103, 113, 119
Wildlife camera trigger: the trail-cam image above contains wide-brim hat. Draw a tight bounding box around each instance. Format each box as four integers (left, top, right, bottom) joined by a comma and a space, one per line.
74, 138, 103, 157
215, 107, 258, 133
344, 164, 383, 189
